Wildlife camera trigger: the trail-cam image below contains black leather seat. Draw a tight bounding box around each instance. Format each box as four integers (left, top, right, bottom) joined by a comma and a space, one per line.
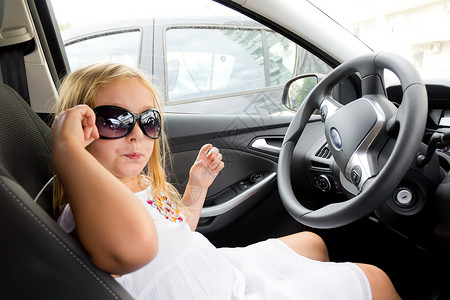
0, 84, 133, 299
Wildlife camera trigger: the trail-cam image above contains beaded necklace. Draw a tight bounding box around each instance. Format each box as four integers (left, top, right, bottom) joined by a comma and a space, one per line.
147, 193, 184, 223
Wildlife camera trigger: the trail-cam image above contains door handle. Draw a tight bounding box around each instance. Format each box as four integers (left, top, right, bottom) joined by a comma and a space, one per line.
250, 138, 281, 155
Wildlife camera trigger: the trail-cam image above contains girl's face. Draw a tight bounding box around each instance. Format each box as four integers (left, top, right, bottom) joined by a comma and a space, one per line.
86, 79, 157, 190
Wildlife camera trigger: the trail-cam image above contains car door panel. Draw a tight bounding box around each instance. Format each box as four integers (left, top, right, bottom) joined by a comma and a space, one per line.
164, 113, 294, 240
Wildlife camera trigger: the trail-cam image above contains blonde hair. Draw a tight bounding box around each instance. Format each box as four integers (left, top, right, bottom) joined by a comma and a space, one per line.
53, 62, 182, 214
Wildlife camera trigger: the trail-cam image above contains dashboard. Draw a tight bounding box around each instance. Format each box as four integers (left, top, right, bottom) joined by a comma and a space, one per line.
387, 80, 450, 155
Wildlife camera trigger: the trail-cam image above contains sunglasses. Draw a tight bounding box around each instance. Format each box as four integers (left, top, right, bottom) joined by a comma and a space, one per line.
93, 105, 161, 139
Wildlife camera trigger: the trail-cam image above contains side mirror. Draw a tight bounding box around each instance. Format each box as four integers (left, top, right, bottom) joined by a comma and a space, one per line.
282, 74, 322, 111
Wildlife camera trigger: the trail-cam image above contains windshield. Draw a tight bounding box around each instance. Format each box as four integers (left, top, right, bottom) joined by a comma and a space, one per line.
309, 0, 450, 80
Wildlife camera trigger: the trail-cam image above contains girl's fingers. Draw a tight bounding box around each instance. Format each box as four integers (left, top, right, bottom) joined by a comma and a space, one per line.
53, 104, 99, 147
206, 146, 219, 158
193, 144, 224, 174
209, 152, 223, 170
82, 110, 99, 141
83, 126, 99, 146
211, 161, 225, 173
198, 144, 213, 160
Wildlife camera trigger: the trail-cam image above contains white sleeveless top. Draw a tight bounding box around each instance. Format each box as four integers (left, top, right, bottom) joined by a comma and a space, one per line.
58, 187, 371, 300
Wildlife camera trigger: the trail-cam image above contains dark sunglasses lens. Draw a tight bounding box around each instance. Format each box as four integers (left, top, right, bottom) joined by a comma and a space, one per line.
95, 107, 133, 139
141, 110, 161, 138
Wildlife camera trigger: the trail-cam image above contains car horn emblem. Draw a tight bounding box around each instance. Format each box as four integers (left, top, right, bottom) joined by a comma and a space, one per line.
330, 128, 342, 149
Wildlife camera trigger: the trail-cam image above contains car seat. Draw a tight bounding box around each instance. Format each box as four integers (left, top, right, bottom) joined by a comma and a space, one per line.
0, 84, 133, 299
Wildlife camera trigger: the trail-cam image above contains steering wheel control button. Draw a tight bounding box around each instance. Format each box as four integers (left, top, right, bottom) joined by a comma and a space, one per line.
350, 166, 362, 186
315, 174, 332, 192
330, 128, 342, 149
394, 188, 414, 207
320, 105, 328, 122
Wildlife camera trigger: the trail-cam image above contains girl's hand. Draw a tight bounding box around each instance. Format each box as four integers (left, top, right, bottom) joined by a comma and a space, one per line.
52, 104, 99, 149
183, 144, 225, 229
189, 144, 224, 191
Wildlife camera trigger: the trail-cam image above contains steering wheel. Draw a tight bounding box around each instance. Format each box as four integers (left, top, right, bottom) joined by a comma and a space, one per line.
277, 52, 428, 229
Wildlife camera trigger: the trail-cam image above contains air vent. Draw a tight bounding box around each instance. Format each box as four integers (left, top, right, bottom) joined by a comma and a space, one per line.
311, 161, 331, 169
315, 143, 332, 159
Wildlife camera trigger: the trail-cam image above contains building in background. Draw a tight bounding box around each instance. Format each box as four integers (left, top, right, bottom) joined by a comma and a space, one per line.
312, 0, 450, 79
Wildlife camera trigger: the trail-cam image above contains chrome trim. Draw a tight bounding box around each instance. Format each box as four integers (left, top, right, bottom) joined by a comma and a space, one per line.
320, 98, 342, 120
345, 97, 386, 191
250, 138, 281, 154
200, 172, 276, 217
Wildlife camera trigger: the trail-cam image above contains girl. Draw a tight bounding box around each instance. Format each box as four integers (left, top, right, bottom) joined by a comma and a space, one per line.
53, 62, 400, 299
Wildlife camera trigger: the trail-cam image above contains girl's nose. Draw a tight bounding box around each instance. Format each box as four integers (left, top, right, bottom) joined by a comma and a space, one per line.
127, 122, 145, 141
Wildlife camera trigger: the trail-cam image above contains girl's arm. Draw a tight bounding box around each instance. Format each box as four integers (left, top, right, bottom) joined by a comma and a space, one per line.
182, 144, 224, 230
52, 105, 158, 275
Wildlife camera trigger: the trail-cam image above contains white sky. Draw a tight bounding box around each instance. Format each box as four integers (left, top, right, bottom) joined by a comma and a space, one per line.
50, 0, 237, 27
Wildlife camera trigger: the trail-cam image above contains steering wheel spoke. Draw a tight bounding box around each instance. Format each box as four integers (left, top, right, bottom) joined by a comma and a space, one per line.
341, 95, 397, 190
319, 98, 342, 122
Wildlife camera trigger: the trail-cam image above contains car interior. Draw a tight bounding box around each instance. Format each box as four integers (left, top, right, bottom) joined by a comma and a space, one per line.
2, 0, 450, 299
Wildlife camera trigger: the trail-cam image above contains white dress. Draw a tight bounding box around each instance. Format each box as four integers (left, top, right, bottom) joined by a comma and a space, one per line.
58, 187, 371, 300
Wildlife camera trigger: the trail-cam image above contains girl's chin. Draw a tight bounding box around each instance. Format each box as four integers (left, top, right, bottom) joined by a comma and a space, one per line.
116, 168, 147, 179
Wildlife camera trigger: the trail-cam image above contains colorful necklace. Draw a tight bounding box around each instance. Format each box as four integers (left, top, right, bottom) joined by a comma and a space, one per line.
147, 193, 184, 223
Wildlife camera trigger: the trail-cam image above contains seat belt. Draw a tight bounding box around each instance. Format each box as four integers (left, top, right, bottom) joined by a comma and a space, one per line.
0, 41, 32, 105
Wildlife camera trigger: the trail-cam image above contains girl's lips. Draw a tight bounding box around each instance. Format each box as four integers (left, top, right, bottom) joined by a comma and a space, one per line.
125, 153, 143, 160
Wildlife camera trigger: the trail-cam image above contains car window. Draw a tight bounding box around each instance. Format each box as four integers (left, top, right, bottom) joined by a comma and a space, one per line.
164, 26, 330, 113
266, 31, 296, 86
166, 27, 269, 102
64, 29, 141, 71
